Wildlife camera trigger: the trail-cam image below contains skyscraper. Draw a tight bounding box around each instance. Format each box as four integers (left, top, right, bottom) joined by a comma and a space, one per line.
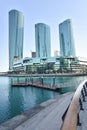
59, 19, 76, 57
9, 9, 24, 70
31, 52, 36, 58
35, 23, 51, 58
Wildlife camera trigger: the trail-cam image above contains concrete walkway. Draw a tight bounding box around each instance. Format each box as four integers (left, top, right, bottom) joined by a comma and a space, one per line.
0, 92, 73, 130
14, 93, 73, 130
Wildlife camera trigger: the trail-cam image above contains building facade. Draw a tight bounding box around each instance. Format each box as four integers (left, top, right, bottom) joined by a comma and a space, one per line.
59, 19, 76, 57
13, 57, 60, 74
9, 9, 24, 70
35, 23, 51, 58
31, 52, 36, 58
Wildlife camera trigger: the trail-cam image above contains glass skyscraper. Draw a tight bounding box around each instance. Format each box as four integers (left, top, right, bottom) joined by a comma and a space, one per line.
35, 23, 51, 58
59, 19, 76, 57
9, 10, 24, 70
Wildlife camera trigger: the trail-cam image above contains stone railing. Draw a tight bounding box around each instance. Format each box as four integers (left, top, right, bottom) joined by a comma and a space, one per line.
60, 79, 87, 130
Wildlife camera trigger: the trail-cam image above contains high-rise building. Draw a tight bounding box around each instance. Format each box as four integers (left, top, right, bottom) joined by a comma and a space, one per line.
31, 52, 36, 58
59, 19, 76, 57
35, 23, 51, 58
9, 9, 24, 70
54, 50, 59, 57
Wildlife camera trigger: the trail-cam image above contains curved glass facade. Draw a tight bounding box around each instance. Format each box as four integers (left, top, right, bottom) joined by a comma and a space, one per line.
59, 19, 76, 57
35, 23, 51, 58
9, 10, 24, 70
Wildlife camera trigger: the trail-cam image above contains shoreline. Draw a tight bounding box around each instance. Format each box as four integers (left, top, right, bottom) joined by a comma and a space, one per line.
0, 92, 73, 130
0, 73, 87, 77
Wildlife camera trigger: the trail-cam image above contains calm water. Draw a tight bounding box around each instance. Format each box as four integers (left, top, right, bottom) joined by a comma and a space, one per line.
0, 76, 87, 123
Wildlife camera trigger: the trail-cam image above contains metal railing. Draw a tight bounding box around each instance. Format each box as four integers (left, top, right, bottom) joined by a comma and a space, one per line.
60, 79, 87, 130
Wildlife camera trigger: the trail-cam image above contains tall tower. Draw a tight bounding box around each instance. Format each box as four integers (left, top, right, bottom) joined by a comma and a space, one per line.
35, 23, 51, 58
9, 9, 24, 70
59, 19, 76, 57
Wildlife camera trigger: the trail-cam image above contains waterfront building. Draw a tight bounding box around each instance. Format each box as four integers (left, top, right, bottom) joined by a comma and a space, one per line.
54, 50, 59, 57
13, 56, 87, 74
13, 57, 60, 74
31, 52, 36, 58
35, 23, 51, 58
9, 9, 24, 70
59, 19, 76, 57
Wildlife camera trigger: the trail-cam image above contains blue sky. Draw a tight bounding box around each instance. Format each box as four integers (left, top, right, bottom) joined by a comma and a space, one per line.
0, 0, 87, 72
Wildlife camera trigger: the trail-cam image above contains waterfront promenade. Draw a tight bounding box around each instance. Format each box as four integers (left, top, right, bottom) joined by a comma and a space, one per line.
1, 80, 87, 130
1, 75, 87, 130
77, 95, 87, 130
77, 96, 87, 130
60, 79, 87, 130
0, 92, 73, 130
0, 72, 87, 77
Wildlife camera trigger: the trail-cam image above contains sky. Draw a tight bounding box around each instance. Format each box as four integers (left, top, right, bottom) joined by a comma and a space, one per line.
0, 0, 87, 72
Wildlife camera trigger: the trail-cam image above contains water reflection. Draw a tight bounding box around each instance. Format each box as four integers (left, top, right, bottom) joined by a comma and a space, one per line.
0, 77, 59, 123
0, 77, 10, 123
8, 87, 24, 118
0, 76, 87, 124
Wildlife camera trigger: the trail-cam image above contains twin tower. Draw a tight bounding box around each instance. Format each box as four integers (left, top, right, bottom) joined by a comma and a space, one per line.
9, 10, 76, 70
